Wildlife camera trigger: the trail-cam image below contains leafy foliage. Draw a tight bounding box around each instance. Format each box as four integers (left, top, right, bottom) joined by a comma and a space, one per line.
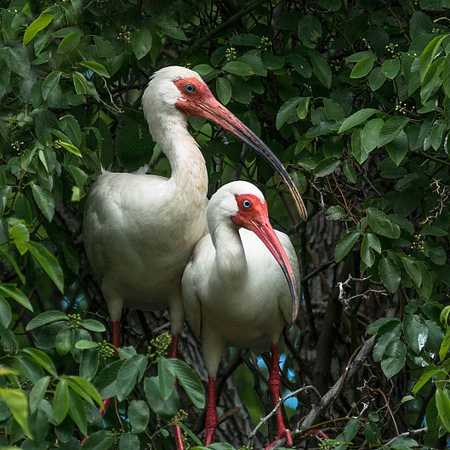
1, 0, 450, 449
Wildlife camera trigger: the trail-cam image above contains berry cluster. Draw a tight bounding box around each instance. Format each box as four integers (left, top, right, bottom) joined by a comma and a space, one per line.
258, 36, 271, 51
169, 409, 188, 426
385, 43, 400, 58
11, 140, 24, 153
225, 47, 237, 61
148, 331, 171, 362
98, 340, 115, 359
118, 26, 132, 44
68, 313, 82, 329
410, 233, 425, 253
394, 101, 416, 116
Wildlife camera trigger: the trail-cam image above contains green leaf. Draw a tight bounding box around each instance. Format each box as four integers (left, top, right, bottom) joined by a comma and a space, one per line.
80, 61, 110, 78
80, 319, 106, 333
401, 256, 422, 288
0, 296, 12, 328
128, 400, 149, 433
29, 376, 50, 414
439, 328, 450, 362
379, 256, 401, 293
404, 315, 428, 354
216, 77, 232, 105
412, 366, 443, 394
68, 389, 87, 436
28, 242, 64, 293
309, 52, 332, 88
361, 118, 384, 153
144, 376, 179, 416
379, 116, 409, 146
23, 14, 54, 46
0, 388, 32, 438
26, 310, 68, 331
83, 431, 114, 449
57, 30, 82, 54
223, 61, 254, 77
119, 433, 140, 450
440, 305, 450, 326
298, 15, 322, 48
361, 234, 376, 267
193, 64, 214, 77
386, 130, 408, 166
56, 140, 82, 157
350, 53, 376, 79
381, 58, 400, 79
335, 231, 360, 263
276, 97, 301, 129
72, 72, 89, 95
368, 67, 386, 91
64, 375, 102, 407
132, 28, 153, 60
297, 97, 311, 120
52, 379, 70, 424
117, 355, 148, 401
168, 359, 205, 408
75, 340, 99, 350
314, 158, 340, 177
373, 324, 401, 362
42, 71, 61, 101
436, 388, 450, 432
380, 339, 406, 378
22, 347, 57, 376
56, 327, 73, 355
338, 109, 379, 133
31, 183, 55, 222
367, 208, 400, 239
419, 34, 449, 82
158, 357, 176, 400
0, 284, 32, 311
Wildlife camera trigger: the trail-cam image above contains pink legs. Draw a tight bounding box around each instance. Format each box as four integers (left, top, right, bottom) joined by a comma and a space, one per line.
204, 376, 218, 445
264, 344, 293, 450
112, 320, 121, 349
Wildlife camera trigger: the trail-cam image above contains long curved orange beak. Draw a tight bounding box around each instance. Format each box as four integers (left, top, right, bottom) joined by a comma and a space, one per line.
177, 90, 307, 222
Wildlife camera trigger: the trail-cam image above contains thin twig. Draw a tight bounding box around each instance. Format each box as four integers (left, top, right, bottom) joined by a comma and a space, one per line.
247, 385, 320, 445
383, 427, 428, 447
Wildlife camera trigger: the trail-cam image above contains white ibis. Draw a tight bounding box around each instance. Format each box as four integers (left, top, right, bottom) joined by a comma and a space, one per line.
182, 181, 300, 450
83, 66, 305, 448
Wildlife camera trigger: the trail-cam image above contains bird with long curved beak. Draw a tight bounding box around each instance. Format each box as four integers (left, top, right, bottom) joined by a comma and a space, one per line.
83, 66, 306, 449
182, 181, 300, 449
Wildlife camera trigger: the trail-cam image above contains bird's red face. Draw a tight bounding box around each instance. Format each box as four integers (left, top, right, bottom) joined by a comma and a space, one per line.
173, 77, 307, 222
231, 193, 299, 323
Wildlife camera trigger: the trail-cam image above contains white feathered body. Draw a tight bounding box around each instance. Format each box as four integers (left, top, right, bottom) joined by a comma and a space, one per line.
182, 225, 299, 375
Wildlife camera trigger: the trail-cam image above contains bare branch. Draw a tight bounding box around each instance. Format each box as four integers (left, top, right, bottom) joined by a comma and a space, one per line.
297, 336, 376, 431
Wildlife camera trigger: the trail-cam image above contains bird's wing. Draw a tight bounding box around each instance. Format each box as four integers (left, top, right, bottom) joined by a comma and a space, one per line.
181, 238, 209, 339
276, 230, 301, 325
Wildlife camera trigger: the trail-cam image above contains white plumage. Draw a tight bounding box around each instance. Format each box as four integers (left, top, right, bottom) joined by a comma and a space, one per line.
182, 181, 300, 448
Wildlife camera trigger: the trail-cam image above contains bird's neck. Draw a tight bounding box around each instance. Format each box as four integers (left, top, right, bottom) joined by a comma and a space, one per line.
212, 222, 248, 282
154, 115, 208, 196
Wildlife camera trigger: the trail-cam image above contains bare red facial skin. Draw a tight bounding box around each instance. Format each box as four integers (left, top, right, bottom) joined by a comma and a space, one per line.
173, 77, 215, 116
231, 194, 299, 323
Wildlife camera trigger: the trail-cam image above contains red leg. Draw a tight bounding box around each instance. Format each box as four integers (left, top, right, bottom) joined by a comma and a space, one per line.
167, 334, 185, 450
204, 376, 218, 445
264, 344, 293, 450
169, 334, 178, 358
112, 320, 121, 349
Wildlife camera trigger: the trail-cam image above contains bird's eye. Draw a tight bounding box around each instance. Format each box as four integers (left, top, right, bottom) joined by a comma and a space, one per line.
242, 199, 252, 209
185, 84, 195, 93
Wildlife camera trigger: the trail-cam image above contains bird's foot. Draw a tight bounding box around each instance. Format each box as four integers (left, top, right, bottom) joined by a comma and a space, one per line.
263, 428, 293, 450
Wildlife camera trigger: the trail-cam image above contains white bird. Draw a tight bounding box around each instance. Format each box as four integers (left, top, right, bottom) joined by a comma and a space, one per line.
83, 66, 305, 352
182, 180, 300, 450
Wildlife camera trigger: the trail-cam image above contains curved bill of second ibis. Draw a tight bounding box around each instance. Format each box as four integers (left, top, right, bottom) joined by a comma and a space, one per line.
198, 100, 308, 222
246, 217, 299, 324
